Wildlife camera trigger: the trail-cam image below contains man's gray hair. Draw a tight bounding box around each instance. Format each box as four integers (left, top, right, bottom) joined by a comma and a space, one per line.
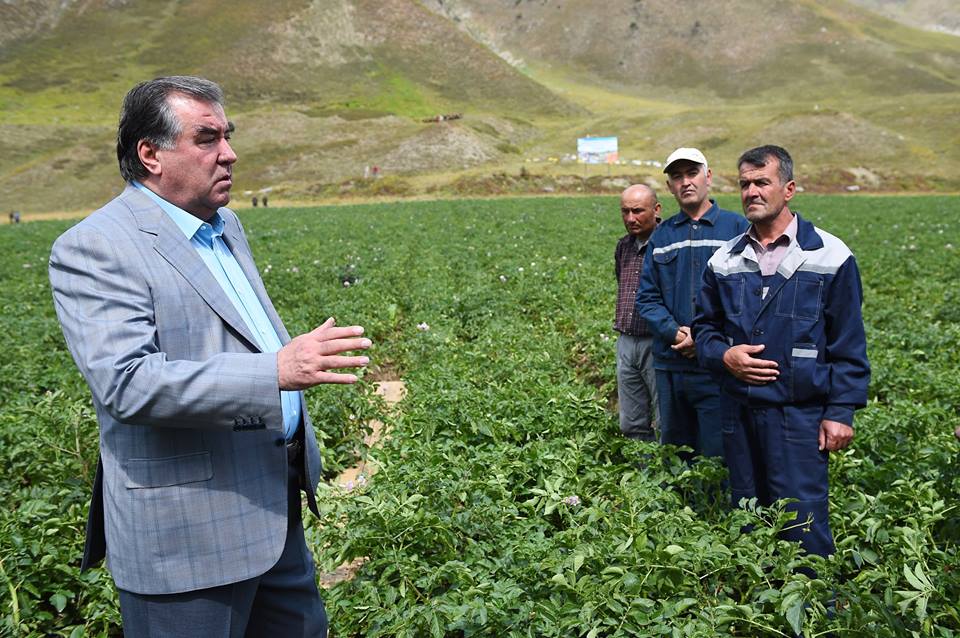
737, 145, 794, 184
116, 76, 225, 182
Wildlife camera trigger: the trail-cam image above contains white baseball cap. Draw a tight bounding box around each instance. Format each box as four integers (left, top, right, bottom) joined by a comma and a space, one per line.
663, 147, 708, 173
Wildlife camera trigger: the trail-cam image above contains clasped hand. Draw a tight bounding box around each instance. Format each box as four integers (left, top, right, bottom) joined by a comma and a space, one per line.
278, 318, 371, 390
670, 326, 696, 359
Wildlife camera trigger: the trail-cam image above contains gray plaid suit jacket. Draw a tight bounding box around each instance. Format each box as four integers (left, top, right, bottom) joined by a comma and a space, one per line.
49, 185, 323, 595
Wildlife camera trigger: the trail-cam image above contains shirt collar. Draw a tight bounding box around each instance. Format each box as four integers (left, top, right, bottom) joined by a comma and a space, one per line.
747, 212, 798, 249
132, 181, 224, 242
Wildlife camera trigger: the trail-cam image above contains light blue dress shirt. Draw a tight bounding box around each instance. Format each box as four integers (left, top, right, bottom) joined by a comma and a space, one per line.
133, 182, 301, 439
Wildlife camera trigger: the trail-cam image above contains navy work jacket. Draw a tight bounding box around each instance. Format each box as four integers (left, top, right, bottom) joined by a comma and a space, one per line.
636, 201, 749, 370
693, 213, 870, 426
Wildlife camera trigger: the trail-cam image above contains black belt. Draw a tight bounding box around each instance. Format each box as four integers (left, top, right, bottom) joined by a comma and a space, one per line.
286, 437, 303, 465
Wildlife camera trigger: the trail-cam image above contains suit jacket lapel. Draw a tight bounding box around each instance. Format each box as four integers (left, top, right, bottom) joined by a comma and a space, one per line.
222, 221, 291, 343
123, 187, 263, 351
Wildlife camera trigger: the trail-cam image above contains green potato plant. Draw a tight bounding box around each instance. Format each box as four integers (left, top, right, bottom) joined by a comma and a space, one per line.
0, 195, 957, 636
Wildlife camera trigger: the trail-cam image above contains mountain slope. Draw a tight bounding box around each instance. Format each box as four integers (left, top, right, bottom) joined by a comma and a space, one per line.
423, 0, 960, 99
847, 0, 960, 36
0, 0, 575, 117
0, 0, 576, 212
1, 0, 958, 214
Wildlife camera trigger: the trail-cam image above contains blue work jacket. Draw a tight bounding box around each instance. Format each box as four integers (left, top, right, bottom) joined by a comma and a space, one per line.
693, 213, 870, 426
636, 201, 749, 370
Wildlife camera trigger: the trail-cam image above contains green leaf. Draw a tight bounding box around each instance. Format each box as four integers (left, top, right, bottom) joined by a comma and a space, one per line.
912, 563, 932, 589
50, 592, 67, 613
673, 598, 697, 615
573, 554, 585, 574
785, 600, 805, 636
904, 563, 928, 591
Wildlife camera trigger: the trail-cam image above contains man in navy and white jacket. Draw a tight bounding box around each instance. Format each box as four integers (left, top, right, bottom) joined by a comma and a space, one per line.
637, 148, 749, 459
693, 145, 870, 557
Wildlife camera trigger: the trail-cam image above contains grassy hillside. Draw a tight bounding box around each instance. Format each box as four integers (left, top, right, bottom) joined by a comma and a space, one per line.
0, 0, 572, 116
1, 0, 958, 215
423, 0, 960, 189
0, 0, 577, 213
424, 0, 960, 97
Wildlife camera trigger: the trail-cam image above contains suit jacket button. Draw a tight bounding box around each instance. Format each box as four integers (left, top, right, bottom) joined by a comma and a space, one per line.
275, 438, 285, 447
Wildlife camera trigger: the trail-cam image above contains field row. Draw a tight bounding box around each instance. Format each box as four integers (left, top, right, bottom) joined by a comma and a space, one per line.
0, 195, 957, 636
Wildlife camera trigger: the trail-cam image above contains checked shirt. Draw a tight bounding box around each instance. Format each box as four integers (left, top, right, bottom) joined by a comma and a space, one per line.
614, 234, 651, 336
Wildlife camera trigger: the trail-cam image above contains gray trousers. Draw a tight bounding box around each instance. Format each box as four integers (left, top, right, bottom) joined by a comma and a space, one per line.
616, 333, 659, 440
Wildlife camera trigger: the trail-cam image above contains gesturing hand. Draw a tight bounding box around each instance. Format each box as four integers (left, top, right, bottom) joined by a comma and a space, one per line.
277, 318, 371, 390
722, 344, 779, 385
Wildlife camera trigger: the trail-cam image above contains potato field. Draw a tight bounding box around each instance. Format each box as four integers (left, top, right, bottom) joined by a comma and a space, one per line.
1, 195, 958, 637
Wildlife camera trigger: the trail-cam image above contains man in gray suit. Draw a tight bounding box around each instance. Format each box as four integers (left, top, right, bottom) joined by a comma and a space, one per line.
49, 76, 369, 636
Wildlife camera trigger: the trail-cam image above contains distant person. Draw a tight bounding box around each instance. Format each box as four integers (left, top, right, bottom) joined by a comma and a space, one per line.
694, 145, 869, 558
262, 193, 268, 207
637, 148, 748, 459
12, 211, 20, 224
48, 76, 372, 636
614, 184, 661, 441
252, 194, 259, 207
7, 211, 13, 224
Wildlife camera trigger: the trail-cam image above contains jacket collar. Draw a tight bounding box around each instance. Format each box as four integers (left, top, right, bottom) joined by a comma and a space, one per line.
730, 211, 822, 255
794, 213, 824, 250
670, 199, 719, 226
119, 184, 263, 351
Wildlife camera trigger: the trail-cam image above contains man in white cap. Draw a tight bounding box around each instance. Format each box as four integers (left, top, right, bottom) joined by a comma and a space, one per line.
636, 148, 748, 460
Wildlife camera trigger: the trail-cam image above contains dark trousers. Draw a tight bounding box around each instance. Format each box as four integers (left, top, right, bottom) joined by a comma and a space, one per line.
656, 369, 724, 458
119, 446, 328, 637
724, 403, 835, 557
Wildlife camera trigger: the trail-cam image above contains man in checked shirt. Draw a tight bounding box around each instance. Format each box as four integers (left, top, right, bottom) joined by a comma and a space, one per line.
614, 184, 662, 441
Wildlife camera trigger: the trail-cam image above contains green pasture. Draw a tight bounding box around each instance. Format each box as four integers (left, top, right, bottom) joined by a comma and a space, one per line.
0, 194, 958, 636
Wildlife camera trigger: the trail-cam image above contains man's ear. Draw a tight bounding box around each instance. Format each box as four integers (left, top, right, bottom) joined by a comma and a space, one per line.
137, 140, 163, 177
784, 179, 797, 202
